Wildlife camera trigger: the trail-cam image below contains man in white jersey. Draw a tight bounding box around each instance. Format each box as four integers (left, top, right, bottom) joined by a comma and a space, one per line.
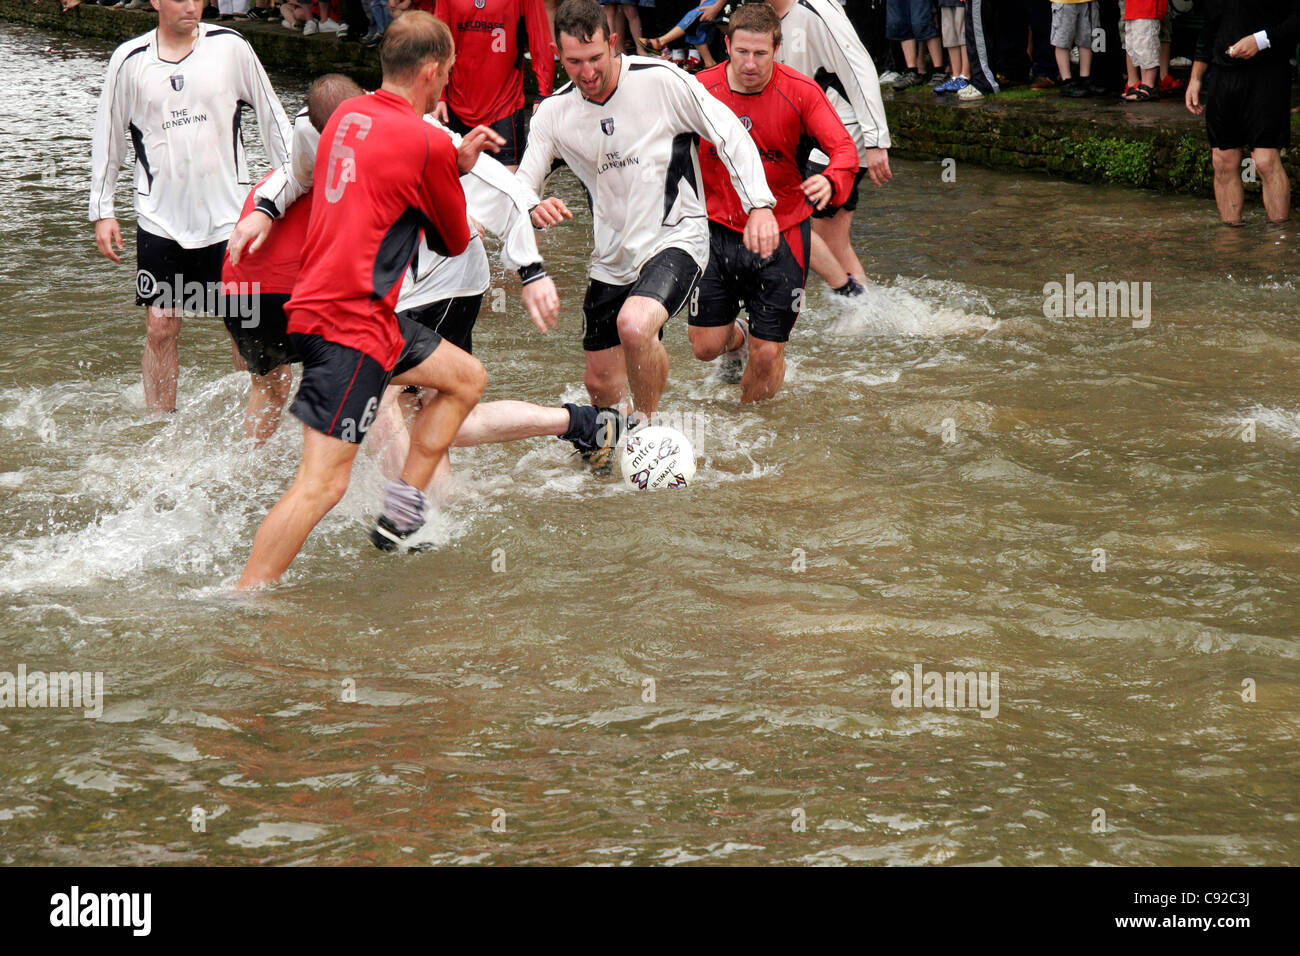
90, 0, 291, 413
770, 0, 892, 297
519, 0, 777, 420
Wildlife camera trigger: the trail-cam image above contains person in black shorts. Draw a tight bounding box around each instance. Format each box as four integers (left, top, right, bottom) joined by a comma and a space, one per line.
444, 106, 529, 169
580, 248, 701, 354
1187, 2, 1300, 225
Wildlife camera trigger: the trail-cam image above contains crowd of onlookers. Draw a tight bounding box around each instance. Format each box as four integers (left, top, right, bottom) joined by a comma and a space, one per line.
48, 0, 1300, 105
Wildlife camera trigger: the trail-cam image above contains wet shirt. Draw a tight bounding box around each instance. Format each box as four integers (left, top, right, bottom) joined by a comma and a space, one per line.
695, 62, 858, 235
89, 25, 291, 248
436, 0, 555, 125
221, 170, 311, 296
516, 55, 776, 285
286, 90, 470, 369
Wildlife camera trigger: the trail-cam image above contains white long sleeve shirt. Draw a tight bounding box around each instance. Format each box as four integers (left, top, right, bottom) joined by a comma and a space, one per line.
89, 24, 292, 248
516, 55, 775, 286
777, 0, 891, 161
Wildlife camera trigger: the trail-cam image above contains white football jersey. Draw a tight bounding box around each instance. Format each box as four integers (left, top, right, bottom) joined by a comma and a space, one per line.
89, 24, 292, 248
398, 118, 544, 311
777, 0, 891, 161
516, 55, 775, 286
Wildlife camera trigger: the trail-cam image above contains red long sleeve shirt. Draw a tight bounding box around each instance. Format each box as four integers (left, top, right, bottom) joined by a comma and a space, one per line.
695, 62, 858, 235
222, 172, 311, 296
435, 0, 555, 126
287, 90, 470, 369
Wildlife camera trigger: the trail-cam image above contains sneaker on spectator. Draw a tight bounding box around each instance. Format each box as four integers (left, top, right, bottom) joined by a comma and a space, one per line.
123, 0, 148, 7
1170, 56, 1192, 68
318, 18, 342, 32
1029, 76, 1056, 91
686, 53, 703, 71
1061, 77, 1088, 98
302, 18, 319, 34
1158, 74, 1184, 95
928, 71, 950, 88
360, 29, 382, 47
957, 82, 985, 100
281, 17, 297, 29
949, 77, 970, 93
878, 69, 902, 85
892, 69, 924, 91
933, 76, 956, 93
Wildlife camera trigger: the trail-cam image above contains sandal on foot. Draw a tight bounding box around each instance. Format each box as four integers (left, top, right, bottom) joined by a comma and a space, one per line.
1133, 84, 1158, 102
638, 36, 665, 56
1121, 83, 1139, 101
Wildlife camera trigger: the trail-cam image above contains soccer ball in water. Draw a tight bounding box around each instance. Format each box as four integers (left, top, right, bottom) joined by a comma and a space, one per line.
620, 425, 696, 491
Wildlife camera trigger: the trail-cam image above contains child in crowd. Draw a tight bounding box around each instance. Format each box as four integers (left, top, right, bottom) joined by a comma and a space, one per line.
933, 0, 969, 94
640, 0, 725, 70
1050, 0, 1098, 97
1119, 0, 1168, 102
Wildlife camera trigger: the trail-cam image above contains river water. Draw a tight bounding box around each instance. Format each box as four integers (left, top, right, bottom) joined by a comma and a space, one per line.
1, 24, 1297, 865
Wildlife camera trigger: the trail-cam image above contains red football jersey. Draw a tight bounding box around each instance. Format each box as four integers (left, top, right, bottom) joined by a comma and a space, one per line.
286, 89, 470, 369
695, 62, 858, 234
221, 172, 312, 296
436, 0, 554, 126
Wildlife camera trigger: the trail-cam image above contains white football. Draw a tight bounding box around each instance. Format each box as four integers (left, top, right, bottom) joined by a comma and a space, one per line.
620, 425, 696, 491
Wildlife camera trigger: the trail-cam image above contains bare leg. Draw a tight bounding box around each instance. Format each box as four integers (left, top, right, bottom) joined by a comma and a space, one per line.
615, 295, 671, 416
809, 230, 850, 288
1055, 47, 1072, 81
689, 321, 744, 362
1078, 47, 1092, 79
740, 338, 786, 403
585, 345, 628, 408
453, 400, 570, 445
1253, 148, 1292, 223
1212, 147, 1245, 224
696, 43, 715, 67
813, 210, 866, 284
245, 365, 293, 445
926, 36, 944, 75
391, 341, 487, 491
900, 38, 917, 71
143, 306, 181, 412
622, 4, 643, 52
237, 425, 358, 588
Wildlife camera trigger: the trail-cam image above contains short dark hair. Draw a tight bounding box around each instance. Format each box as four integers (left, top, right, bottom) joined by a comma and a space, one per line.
380, 11, 454, 83
306, 74, 364, 133
728, 2, 782, 45
554, 0, 608, 46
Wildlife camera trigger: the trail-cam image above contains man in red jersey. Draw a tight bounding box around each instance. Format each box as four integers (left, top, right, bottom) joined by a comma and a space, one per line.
689, 2, 857, 402
221, 74, 366, 445
238, 13, 496, 589
432, 0, 554, 170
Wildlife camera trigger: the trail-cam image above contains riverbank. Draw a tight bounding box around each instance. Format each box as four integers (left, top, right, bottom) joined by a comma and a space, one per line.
4, 0, 1296, 205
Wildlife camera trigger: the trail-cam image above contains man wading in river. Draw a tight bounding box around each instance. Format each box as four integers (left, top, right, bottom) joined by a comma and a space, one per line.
89, 0, 291, 412
517, 0, 777, 424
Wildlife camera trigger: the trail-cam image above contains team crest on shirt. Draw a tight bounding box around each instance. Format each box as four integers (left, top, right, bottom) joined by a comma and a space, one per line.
474, 0, 485, 7
169, 74, 184, 92
739, 116, 752, 130
600, 117, 614, 135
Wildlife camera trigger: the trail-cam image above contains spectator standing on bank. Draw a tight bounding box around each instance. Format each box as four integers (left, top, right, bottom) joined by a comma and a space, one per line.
933, 0, 970, 94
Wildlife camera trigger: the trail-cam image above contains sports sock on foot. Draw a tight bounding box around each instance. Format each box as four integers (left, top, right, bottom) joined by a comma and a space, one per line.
381, 478, 427, 534
831, 277, 866, 297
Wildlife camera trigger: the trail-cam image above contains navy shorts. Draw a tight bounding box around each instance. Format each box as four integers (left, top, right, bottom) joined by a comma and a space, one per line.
805, 161, 867, 219
445, 104, 528, 168
288, 317, 442, 444
582, 247, 701, 352
1204, 64, 1293, 152
399, 293, 484, 354
689, 219, 810, 344
136, 228, 226, 309
220, 292, 298, 376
